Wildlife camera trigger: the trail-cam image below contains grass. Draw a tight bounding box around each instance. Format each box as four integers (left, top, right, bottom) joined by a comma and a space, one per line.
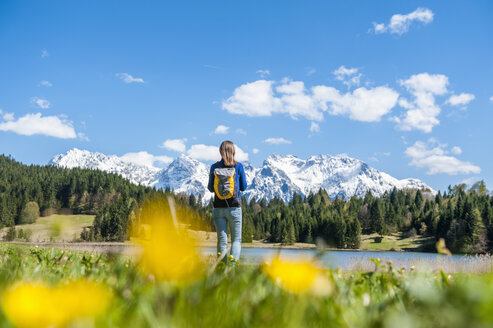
0, 214, 94, 242
194, 230, 434, 252
360, 232, 434, 251
0, 242, 32, 255
2, 216, 431, 253
1, 243, 493, 327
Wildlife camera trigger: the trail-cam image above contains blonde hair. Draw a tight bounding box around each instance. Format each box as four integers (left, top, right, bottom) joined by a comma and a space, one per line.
219, 140, 237, 167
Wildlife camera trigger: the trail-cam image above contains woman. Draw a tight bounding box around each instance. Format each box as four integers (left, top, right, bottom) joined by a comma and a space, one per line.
207, 140, 247, 263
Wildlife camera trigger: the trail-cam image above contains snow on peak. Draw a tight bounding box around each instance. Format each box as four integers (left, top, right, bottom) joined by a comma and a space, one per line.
49, 148, 433, 204
49, 148, 161, 186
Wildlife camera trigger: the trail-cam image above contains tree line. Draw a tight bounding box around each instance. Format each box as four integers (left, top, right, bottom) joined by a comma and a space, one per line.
2, 154, 492, 253
216, 182, 491, 253
0, 155, 211, 242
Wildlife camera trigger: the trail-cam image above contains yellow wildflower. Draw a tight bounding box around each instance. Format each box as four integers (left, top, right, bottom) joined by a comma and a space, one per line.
262, 257, 332, 296
1, 282, 59, 328
57, 280, 113, 320
436, 238, 452, 255
1, 280, 112, 328
135, 198, 205, 284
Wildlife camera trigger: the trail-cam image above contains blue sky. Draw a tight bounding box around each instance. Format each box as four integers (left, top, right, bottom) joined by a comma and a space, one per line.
0, 0, 492, 192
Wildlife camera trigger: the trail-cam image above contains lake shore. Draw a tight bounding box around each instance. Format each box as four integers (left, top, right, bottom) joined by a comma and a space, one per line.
1, 239, 426, 253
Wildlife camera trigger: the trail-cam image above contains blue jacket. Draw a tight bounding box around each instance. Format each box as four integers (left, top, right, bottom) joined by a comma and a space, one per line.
208, 159, 247, 208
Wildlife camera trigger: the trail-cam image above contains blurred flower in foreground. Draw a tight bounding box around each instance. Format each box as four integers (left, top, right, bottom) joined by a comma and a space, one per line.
436, 238, 452, 255
134, 197, 205, 283
262, 257, 332, 295
1, 280, 112, 328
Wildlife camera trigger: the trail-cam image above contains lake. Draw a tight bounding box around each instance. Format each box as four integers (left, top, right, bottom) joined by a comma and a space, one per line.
202, 246, 493, 273
31, 242, 493, 273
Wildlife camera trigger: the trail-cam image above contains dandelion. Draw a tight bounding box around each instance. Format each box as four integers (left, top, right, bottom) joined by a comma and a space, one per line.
436, 238, 452, 255
1, 282, 59, 328
1, 280, 112, 328
262, 257, 332, 296
135, 198, 205, 284
58, 280, 113, 320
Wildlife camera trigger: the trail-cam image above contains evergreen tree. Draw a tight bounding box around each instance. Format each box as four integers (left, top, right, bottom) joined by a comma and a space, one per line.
414, 190, 423, 209
370, 200, 386, 235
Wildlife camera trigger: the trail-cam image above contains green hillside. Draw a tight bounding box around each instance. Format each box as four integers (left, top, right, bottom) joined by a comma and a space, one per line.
0, 214, 94, 242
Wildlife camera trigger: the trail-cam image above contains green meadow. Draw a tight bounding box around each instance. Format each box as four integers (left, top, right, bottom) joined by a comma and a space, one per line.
0, 214, 94, 242
1, 243, 493, 328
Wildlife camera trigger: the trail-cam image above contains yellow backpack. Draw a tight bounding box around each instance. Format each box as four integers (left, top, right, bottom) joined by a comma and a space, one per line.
213, 167, 236, 200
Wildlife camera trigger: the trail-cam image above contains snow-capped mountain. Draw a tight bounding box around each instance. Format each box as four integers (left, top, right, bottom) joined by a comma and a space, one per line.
156, 155, 211, 200
243, 154, 431, 202
49, 149, 433, 203
49, 148, 161, 187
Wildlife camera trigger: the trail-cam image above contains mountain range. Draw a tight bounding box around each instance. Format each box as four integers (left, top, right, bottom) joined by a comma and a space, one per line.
49, 148, 433, 203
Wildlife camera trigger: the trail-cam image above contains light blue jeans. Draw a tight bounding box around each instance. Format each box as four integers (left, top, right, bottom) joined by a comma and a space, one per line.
213, 207, 242, 262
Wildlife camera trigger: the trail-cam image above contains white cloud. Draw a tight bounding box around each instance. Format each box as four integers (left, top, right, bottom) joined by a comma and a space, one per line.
39, 80, 52, 87
310, 122, 320, 132
373, 23, 386, 33
405, 139, 480, 175
214, 125, 230, 134
0, 113, 77, 139
235, 128, 247, 135
204, 64, 222, 70
223, 78, 398, 122
264, 137, 291, 145
345, 75, 362, 88
222, 80, 282, 117
305, 68, 316, 76
400, 73, 448, 94
256, 69, 271, 78
41, 49, 49, 58
276, 79, 324, 121
187, 144, 249, 162
333, 66, 362, 88
490, 96, 493, 103
121, 151, 172, 168
451, 146, 462, 155
235, 146, 249, 162
31, 97, 51, 109
334, 66, 358, 77
116, 73, 145, 84
77, 132, 90, 141
187, 144, 221, 161
394, 73, 449, 133
252, 148, 259, 154
314, 85, 399, 122
160, 138, 187, 152
461, 176, 482, 186
446, 93, 475, 107
1, 110, 14, 121
372, 8, 434, 35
